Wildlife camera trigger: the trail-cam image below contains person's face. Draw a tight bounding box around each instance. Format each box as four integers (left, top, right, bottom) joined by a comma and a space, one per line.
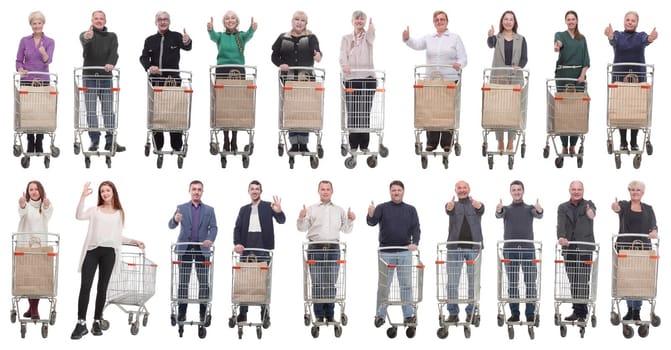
390, 185, 404, 203
190, 184, 203, 203
624, 13, 638, 32
455, 181, 470, 199
91, 12, 106, 30
565, 13, 577, 30
292, 15, 307, 33
352, 16, 366, 32
28, 183, 41, 201
156, 14, 170, 33
100, 185, 114, 204
224, 12, 238, 31
248, 184, 262, 202
628, 186, 644, 201
30, 19, 44, 34
569, 182, 584, 201
502, 13, 515, 31
318, 183, 333, 203
510, 184, 524, 202
433, 14, 448, 32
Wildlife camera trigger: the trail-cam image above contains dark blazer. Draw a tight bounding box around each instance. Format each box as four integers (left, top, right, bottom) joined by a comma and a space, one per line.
557, 199, 596, 250
234, 201, 286, 250
169, 201, 218, 254
446, 199, 485, 248
140, 29, 192, 77
616, 200, 657, 243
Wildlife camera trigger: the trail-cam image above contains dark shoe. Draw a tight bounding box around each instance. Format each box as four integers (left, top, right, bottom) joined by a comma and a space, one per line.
465, 314, 473, 323
289, 144, 299, 152
426, 145, 436, 152
89, 142, 99, 152
71, 322, 88, 339
223, 138, 230, 152
23, 311, 32, 318
374, 315, 385, 328
230, 143, 238, 152
620, 144, 629, 151
91, 320, 102, 336
35, 142, 44, 154
27, 140, 35, 153
177, 313, 186, 322
105, 143, 126, 152
622, 308, 633, 321
236, 314, 247, 322
631, 144, 639, 152
507, 314, 520, 322
316, 316, 324, 323
632, 309, 641, 321
31, 312, 40, 320
564, 313, 579, 321
326, 316, 336, 323
526, 314, 535, 323
446, 314, 459, 323
299, 144, 309, 152
404, 316, 416, 324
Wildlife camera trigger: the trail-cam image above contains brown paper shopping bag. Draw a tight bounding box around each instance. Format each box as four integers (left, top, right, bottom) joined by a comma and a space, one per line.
213, 79, 256, 129
232, 259, 269, 304
13, 246, 55, 297
414, 77, 458, 129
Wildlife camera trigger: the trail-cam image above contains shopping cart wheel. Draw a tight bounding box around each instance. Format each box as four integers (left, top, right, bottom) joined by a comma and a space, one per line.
590, 315, 596, 328
209, 142, 218, 155
437, 327, 448, 339
341, 314, 348, 326
13, 144, 22, 157
262, 316, 271, 329
379, 144, 389, 158
311, 326, 320, 338
127, 313, 134, 325
21, 323, 26, 338
10, 310, 17, 323
559, 325, 567, 337
386, 326, 397, 338
508, 155, 514, 170
610, 311, 620, 326
473, 315, 481, 327
238, 326, 243, 339
245, 143, 254, 156
554, 156, 564, 168
528, 325, 534, 339
651, 314, 661, 327
614, 154, 621, 169
414, 143, 421, 155
204, 315, 212, 327
145, 143, 151, 157
579, 326, 585, 338
374, 315, 384, 328
633, 154, 642, 169
464, 326, 471, 338
157, 155, 164, 168
607, 140, 613, 154
177, 156, 184, 169
535, 314, 540, 327
622, 324, 634, 338
178, 325, 184, 337
100, 319, 110, 330
344, 157, 356, 169
105, 156, 112, 168
421, 156, 428, 169
50, 145, 60, 157
554, 313, 560, 326
303, 314, 311, 326
507, 326, 514, 339
341, 144, 348, 157
242, 156, 250, 169
198, 325, 207, 339
638, 324, 649, 338
21, 156, 30, 168
227, 317, 235, 328
41, 323, 48, 338
317, 145, 324, 159
310, 156, 319, 169
543, 146, 550, 159
277, 144, 284, 157
256, 325, 263, 339
220, 155, 227, 168
497, 314, 504, 327
577, 156, 584, 168
645, 141, 653, 155
130, 322, 139, 335
288, 156, 295, 169
521, 143, 526, 158
367, 156, 377, 168
442, 156, 449, 169
453, 143, 461, 156
402, 326, 414, 338
481, 143, 487, 157
44, 156, 50, 168
334, 324, 342, 338
487, 155, 494, 170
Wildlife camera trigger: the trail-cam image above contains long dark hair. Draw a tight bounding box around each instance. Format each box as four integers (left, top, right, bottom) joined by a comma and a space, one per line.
97, 180, 125, 225
499, 10, 518, 33
25, 180, 46, 213
565, 10, 583, 40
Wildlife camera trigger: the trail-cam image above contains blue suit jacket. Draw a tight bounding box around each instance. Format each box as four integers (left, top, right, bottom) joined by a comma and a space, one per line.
169, 201, 218, 254
234, 201, 286, 250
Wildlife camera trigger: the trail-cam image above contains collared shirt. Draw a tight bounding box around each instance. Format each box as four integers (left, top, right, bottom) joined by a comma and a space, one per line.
16, 34, 55, 82
405, 30, 467, 80
248, 203, 261, 232
297, 201, 353, 241
190, 203, 201, 242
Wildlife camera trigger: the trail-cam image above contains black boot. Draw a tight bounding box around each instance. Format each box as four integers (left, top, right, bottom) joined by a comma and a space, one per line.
230, 131, 238, 152
622, 307, 633, 321
35, 134, 44, 153
223, 132, 230, 152
27, 135, 35, 153
632, 309, 641, 321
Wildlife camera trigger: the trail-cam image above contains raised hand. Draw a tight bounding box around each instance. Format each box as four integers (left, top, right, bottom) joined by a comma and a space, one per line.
182, 29, 190, 44
402, 26, 409, 41
604, 23, 614, 40
299, 204, 307, 218
368, 17, 374, 32
534, 199, 542, 213
585, 203, 595, 220
251, 17, 257, 31
347, 207, 356, 221
649, 27, 658, 42
554, 39, 563, 52
271, 195, 282, 213
84, 25, 93, 40
81, 181, 93, 198
19, 193, 26, 208
470, 196, 481, 209
43, 197, 50, 208
207, 17, 213, 31
445, 195, 456, 211
368, 201, 375, 217
496, 198, 503, 213
611, 197, 621, 212
174, 207, 183, 223
488, 24, 495, 37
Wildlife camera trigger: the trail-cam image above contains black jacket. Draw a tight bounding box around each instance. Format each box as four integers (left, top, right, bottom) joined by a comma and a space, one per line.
140, 30, 191, 78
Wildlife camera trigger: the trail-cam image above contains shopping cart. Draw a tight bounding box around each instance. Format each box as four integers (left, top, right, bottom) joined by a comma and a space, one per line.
302, 241, 347, 338
340, 69, 388, 168
481, 67, 529, 170
374, 246, 424, 338
228, 248, 273, 339
544, 78, 590, 168
277, 67, 325, 169
102, 243, 157, 335
610, 233, 661, 338
553, 241, 599, 338
170, 242, 215, 338
73, 66, 121, 168
144, 69, 193, 169
413, 65, 461, 169
606, 63, 654, 169
10, 232, 59, 339
435, 241, 482, 339
12, 72, 61, 168
496, 239, 542, 339
209, 65, 257, 169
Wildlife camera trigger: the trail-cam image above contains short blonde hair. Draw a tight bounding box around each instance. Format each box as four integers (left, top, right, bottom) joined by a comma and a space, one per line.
29, 11, 45, 24
628, 180, 645, 192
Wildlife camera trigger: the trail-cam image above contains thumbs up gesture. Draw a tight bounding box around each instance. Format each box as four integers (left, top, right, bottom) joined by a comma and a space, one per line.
84, 25, 94, 40
313, 49, 321, 63
649, 27, 658, 42
488, 24, 495, 37
470, 196, 481, 209
534, 198, 543, 213
445, 195, 456, 211
604, 23, 614, 40
347, 207, 356, 221
368, 17, 374, 31
19, 193, 26, 208
554, 39, 563, 52
402, 25, 410, 41
207, 17, 214, 31
585, 203, 595, 220
299, 204, 307, 219
182, 28, 190, 44
174, 207, 183, 223
496, 198, 503, 213
611, 197, 621, 212
368, 201, 375, 217
251, 16, 258, 31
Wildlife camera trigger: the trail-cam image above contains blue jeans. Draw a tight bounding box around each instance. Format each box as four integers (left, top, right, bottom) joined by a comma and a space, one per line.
176, 245, 210, 318
376, 250, 414, 318
307, 244, 340, 318
239, 250, 270, 316
503, 249, 537, 317
84, 77, 115, 144
627, 300, 643, 310
446, 248, 478, 315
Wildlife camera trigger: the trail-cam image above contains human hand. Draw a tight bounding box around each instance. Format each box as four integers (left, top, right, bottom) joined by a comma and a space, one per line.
368, 201, 375, 217
43, 197, 50, 208
649, 27, 658, 42
554, 40, 562, 52
18, 67, 27, 75
149, 66, 160, 74
445, 196, 455, 211
299, 204, 307, 218
496, 198, 503, 213
234, 244, 245, 254
342, 66, 351, 74
585, 203, 595, 220
104, 64, 114, 72
202, 240, 213, 248
81, 181, 93, 198
611, 197, 620, 212
604, 23, 614, 40
207, 17, 213, 31
182, 28, 190, 44
649, 229, 658, 239
84, 25, 94, 40
534, 199, 542, 213
251, 17, 257, 31
470, 196, 481, 209
368, 17, 374, 32
19, 193, 26, 208
134, 240, 145, 249
407, 243, 417, 251
271, 195, 282, 213
174, 207, 183, 223
488, 25, 494, 37
313, 50, 321, 63
347, 207, 356, 221
577, 74, 586, 84
402, 26, 409, 41
279, 64, 289, 71
38, 44, 47, 56
558, 237, 569, 246
452, 63, 462, 71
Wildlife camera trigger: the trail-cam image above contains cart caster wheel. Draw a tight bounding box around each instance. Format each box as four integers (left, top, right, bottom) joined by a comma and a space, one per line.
421, 155, 428, 169
21, 323, 26, 338
344, 156, 356, 169
237, 326, 243, 339
262, 315, 271, 329
560, 325, 567, 337
528, 325, 535, 339
177, 156, 184, 169
145, 143, 152, 156
497, 314, 504, 327
84, 156, 91, 168
13, 144, 22, 157
646, 141, 653, 155
473, 315, 481, 327
487, 155, 494, 170
256, 326, 263, 339
406, 326, 416, 338
10, 310, 17, 323
651, 314, 661, 327
171, 314, 177, 326
247, 143, 254, 155
131, 322, 139, 335
51, 146, 60, 157
633, 154, 642, 169
453, 142, 461, 156
157, 155, 164, 169
437, 327, 448, 339
386, 326, 397, 338
288, 156, 295, 169
554, 313, 561, 326
374, 316, 384, 328
414, 143, 421, 155
128, 313, 134, 324
277, 144, 284, 157
508, 155, 514, 169
623, 325, 634, 338
577, 156, 584, 168
198, 325, 207, 339
543, 146, 550, 158
610, 311, 620, 326
591, 315, 597, 328
41, 323, 48, 338
442, 156, 449, 169
178, 325, 184, 337
21, 156, 30, 168
334, 324, 342, 338
228, 317, 236, 328
209, 142, 218, 155
106, 156, 112, 168
317, 145, 324, 159
554, 156, 564, 168
615, 154, 621, 169
367, 156, 378, 168
341, 144, 348, 157
638, 324, 649, 338
142, 314, 148, 327
204, 315, 212, 327
578, 145, 584, 155
481, 143, 487, 157
521, 143, 526, 158
464, 326, 471, 338
341, 314, 348, 326
579, 326, 585, 338
507, 326, 514, 339
242, 156, 250, 168
303, 314, 311, 326
607, 140, 613, 154
311, 326, 320, 338
379, 145, 389, 158
220, 155, 227, 168
44, 156, 51, 168
74, 143, 81, 155
535, 314, 540, 327
310, 156, 319, 169
100, 319, 110, 330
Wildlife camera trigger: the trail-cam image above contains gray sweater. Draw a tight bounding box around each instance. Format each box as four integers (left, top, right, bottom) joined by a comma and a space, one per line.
496, 201, 542, 247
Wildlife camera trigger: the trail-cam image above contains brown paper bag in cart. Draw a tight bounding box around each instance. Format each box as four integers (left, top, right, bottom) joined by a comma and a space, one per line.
16, 82, 57, 131
550, 90, 590, 134
414, 73, 458, 129
608, 73, 650, 128
615, 241, 657, 298
151, 79, 190, 129
281, 80, 324, 130
481, 83, 522, 129
214, 79, 255, 129
232, 257, 269, 304
13, 246, 55, 297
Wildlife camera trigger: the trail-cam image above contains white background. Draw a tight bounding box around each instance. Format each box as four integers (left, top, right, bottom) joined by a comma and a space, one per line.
2, 0, 668, 347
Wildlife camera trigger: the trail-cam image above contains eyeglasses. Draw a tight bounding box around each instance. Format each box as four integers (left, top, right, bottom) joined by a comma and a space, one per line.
157, 18, 170, 23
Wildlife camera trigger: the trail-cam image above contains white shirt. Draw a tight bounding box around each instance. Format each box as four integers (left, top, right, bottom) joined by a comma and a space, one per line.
297, 201, 353, 241
17, 199, 53, 247
406, 30, 468, 80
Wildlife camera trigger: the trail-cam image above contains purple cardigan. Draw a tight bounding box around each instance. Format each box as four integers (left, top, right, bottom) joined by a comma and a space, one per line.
16, 34, 55, 82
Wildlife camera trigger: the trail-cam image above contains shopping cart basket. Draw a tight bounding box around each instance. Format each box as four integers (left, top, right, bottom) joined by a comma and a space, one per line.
228, 248, 273, 339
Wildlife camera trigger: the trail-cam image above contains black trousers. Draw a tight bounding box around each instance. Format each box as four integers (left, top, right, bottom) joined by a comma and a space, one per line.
78, 247, 116, 320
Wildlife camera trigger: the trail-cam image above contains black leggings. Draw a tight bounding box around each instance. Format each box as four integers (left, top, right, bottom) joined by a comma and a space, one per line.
78, 246, 116, 320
